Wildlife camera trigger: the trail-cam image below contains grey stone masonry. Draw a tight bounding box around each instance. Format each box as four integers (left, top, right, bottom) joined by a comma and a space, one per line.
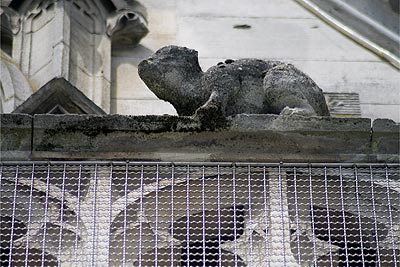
0, 113, 32, 160
371, 119, 400, 161
13, 78, 107, 115
6, 0, 148, 113
0, 114, 399, 162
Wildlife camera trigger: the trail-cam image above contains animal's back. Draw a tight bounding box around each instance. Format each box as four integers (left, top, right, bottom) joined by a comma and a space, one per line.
202, 59, 282, 116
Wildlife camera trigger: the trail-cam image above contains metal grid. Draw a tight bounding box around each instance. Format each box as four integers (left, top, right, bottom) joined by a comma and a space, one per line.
0, 162, 399, 266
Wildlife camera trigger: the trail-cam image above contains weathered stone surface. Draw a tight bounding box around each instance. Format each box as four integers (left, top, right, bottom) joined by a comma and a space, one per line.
176, 1, 400, 123
106, 1, 149, 46
371, 119, 400, 156
32, 114, 201, 154
0, 113, 395, 162
200, 58, 281, 116
264, 64, 330, 116
9, 0, 149, 114
24, 114, 397, 162
230, 114, 370, 132
11, 0, 113, 112
138, 46, 330, 120
0, 51, 33, 113
138, 46, 206, 116
13, 78, 106, 115
0, 113, 32, 160
372, 118, 400, 132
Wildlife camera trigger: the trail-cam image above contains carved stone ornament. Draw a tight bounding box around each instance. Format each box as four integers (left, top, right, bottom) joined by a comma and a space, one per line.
13, 77, 106, 115
106, 1, 149, 46
138, 46, 330, 121
1, 0, 148, 114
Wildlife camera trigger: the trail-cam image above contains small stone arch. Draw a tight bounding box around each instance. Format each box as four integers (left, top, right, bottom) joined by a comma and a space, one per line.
0, 52, 33, 113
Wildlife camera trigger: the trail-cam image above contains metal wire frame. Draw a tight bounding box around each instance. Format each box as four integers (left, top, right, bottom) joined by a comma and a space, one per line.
0, 161, 399, 267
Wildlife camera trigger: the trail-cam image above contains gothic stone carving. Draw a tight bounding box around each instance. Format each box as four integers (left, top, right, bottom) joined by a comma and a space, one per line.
6, 0, 149, 113
138, 46, 330, 120
106, 0, 149, 46
10, 0, 112, 112
13, 78, 106, 115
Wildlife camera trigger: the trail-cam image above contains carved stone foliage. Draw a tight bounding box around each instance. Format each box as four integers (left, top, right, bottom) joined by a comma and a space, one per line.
138, 46, 330, 120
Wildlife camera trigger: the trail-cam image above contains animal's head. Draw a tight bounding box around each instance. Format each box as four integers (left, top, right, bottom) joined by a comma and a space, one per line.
138, 46, 205, 115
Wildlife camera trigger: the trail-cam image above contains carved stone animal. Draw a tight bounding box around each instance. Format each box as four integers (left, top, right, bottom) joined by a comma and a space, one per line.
138, 46, 330, 119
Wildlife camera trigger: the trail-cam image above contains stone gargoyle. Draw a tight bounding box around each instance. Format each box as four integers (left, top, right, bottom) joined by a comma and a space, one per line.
138, 46, 330, 122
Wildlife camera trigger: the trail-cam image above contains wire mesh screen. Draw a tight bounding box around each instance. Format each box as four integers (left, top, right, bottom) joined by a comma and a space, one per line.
0, 162, 399, 267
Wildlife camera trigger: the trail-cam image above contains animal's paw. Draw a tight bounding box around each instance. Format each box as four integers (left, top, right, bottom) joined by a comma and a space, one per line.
194, 104, 227, 130
280, 106, 316, 117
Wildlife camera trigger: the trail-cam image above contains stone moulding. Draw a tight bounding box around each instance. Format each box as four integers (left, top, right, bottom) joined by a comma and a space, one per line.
1, 114, 399, 162
12, 77, 107, 115
106, 0, 149, 46
0, 51, 33, 113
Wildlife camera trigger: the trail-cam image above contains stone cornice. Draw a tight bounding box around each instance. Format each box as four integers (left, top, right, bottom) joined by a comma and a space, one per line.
1, 114, 398, 162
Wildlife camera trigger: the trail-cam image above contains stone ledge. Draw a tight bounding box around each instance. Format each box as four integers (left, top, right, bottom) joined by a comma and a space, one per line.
229, 114, 371, 132
372, 119, 400, 132
0, 114, 32, 160
33, 114, 200, 133
371, 119, 400, 155
1, 114, 399, 162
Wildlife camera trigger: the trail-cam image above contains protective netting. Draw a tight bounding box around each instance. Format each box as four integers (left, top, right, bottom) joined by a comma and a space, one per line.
0, 162, 399, 266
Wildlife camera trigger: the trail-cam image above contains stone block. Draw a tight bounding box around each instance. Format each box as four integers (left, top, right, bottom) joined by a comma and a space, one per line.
371, 119, 400, 157
30, 114, 379, 162
0, 114, 32, 160
230, 114, 371, 132
218, 115, 373, 162
32, 114, 200, 159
